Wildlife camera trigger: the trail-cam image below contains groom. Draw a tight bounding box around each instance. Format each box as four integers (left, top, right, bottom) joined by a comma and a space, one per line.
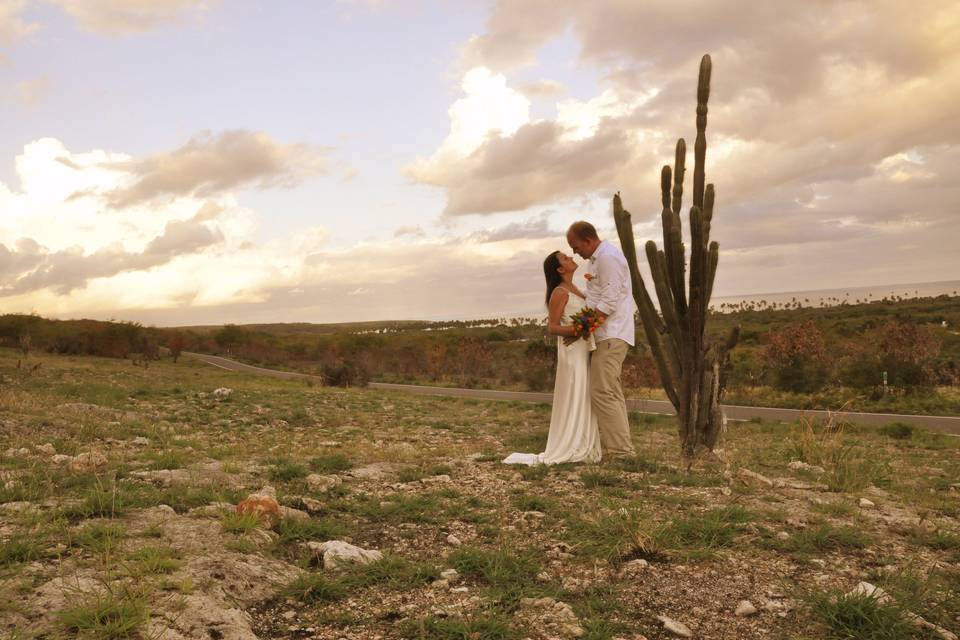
566, 221, 636, 458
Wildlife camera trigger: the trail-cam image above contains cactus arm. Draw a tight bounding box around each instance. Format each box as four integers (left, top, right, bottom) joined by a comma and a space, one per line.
693, 54, 711, 210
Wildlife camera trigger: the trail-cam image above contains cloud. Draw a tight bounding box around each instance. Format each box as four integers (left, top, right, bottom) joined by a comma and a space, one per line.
410, 0, 960, 244
0, 0, 38, 46
394, 225, 425, 238
468, 213, 558, 243
89, 130, 331, 208
0, 216, 222, 295
48, 0, 216, 35
409, 116, 636, 216
11, 75, 51, 106
517, 79, 565, 98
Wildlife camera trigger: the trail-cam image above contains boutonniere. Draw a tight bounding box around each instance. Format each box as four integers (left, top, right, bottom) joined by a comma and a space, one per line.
584, 273, 596, 281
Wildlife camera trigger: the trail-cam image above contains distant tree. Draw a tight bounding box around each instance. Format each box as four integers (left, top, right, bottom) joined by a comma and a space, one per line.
18, 333, 31, 358
167, 331, 186, 362
761, 321, 829, 392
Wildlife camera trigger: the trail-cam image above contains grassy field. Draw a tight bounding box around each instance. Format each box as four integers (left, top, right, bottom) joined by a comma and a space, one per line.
1, 347, 959, 639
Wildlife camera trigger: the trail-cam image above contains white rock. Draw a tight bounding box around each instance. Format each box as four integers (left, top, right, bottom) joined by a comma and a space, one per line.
858, 498, 875, 509
657, 615, 692, 638
446, 534, 462, 546
130, 437, 150, 446
776, 531, 791, 540
305, 474, 342, 493
735, 600, 758, 616
308, 540, 383, 570
212, 387, 233, 399
35, 443, 56, 456
279, 506, 310, 522
788, 460, 825, 474
51, 454, 73, 465
69, 451, 107, 473
737, 468, 773, 487
440, 569, 460, 583
620, 559, 649, 576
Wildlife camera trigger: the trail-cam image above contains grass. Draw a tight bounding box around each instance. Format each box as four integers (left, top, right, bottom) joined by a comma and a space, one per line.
72, 522, 126, 556
804, 586, 918, 640
3, 346, 960, 639
57, 590, 150, 639
220, 510, 262, 535
284, 572, 348, 603
767, 523, 872, 556
267, 456, 308, 482
0, 537, 46, 567
285, 556, 439, 603
128, 546, 181, 575
309, 453, 353, 473
400, 611, 516, 640
274, 517, 346, 546
448, 546, 547, 605
657, 505, 754, 557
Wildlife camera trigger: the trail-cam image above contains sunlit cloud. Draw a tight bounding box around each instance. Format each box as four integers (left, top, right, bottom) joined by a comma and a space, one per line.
48, 0, 217, 35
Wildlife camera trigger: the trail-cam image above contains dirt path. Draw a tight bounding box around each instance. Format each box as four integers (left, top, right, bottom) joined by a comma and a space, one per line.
183, 351, 960, 435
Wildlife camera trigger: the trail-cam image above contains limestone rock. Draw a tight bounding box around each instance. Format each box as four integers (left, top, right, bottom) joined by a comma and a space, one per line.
516, 597, 584, 639
279, 506, 310, 522
305, 474, 342, 493
347, 462, 404, 481
236, 493, 282, 529
35, 443, 56, 456
306, 540, 383, 570
212, 387, 233, 400
735, 600, 758, 616
51, 454, 73, 465
657, 615, 693, 638
737, 468, 773, 487
788, 460, 825, 474
446, 534, 462, 546
858, 498, 876, 509
620, 559, 649, 576
69, 451, 107, 473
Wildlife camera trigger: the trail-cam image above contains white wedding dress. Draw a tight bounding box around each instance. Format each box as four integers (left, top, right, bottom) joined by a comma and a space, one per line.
503, 290, 602, 466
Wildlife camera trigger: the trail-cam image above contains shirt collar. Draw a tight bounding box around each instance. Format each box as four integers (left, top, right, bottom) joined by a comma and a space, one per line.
589, 240, 607, 263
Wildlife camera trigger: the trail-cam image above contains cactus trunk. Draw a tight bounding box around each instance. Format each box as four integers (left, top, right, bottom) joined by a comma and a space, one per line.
612, 54, 739, 461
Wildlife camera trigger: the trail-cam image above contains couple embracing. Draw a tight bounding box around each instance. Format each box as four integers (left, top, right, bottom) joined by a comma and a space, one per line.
504, 221, 636, 466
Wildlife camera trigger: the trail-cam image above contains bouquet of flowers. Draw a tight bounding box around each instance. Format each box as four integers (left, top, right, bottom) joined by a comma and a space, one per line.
570, 306, 604, 338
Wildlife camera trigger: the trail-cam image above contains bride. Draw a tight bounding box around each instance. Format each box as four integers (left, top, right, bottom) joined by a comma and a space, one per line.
503, 251, 602, 466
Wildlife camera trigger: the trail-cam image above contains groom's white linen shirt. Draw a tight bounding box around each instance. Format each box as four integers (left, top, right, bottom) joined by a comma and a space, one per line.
586, 240, 636, 347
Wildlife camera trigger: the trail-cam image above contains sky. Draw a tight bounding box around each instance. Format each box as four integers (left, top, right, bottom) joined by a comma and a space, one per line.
1, 0, 958, 326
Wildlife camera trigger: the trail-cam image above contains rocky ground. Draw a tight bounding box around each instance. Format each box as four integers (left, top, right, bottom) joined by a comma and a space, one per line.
1, 348, 958, 639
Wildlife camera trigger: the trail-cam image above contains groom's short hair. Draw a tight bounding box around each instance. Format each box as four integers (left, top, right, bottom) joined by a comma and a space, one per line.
568, 221, 599, 241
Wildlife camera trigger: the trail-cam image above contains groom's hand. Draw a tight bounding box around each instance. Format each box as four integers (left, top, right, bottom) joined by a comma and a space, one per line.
563, 335, 579, 346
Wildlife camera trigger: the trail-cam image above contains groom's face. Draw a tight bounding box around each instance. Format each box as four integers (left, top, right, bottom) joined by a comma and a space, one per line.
567, 232, 593, 259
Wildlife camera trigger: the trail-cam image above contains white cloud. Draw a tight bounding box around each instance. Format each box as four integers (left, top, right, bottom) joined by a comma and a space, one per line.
48, 0, 216, 35
0, 0, 38, 46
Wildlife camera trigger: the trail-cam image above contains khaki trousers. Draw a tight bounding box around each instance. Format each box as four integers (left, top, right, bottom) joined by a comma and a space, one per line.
590, 338, 634, 456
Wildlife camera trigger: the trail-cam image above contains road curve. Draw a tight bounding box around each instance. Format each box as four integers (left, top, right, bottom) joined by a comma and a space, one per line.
183, 352, 960, 435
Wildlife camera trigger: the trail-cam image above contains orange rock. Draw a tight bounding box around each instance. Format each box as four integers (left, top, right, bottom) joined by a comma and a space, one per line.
236, 494, 282, 529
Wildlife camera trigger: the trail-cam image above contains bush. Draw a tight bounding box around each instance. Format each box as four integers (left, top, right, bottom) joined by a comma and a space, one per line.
761, 321, 830, 392
878, 422, 913, 440
321, 361, 369, 387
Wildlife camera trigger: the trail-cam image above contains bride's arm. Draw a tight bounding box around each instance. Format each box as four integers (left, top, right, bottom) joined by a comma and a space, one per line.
547, 289, 578, 338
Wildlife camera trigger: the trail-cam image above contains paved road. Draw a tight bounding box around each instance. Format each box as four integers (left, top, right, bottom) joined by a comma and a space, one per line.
184, 352, 960, 435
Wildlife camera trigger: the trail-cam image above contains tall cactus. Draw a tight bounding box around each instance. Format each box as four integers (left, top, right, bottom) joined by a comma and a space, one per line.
613, 54, 739, 461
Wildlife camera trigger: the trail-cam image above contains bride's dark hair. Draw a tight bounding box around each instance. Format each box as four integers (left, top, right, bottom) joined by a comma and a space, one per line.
543, 251, 563, 306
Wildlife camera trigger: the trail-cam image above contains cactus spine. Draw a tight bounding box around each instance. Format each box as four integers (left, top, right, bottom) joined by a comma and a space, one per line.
613, 54, 739, 460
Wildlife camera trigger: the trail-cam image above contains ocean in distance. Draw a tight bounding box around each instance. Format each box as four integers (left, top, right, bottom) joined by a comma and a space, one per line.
710, 279, 960, 309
